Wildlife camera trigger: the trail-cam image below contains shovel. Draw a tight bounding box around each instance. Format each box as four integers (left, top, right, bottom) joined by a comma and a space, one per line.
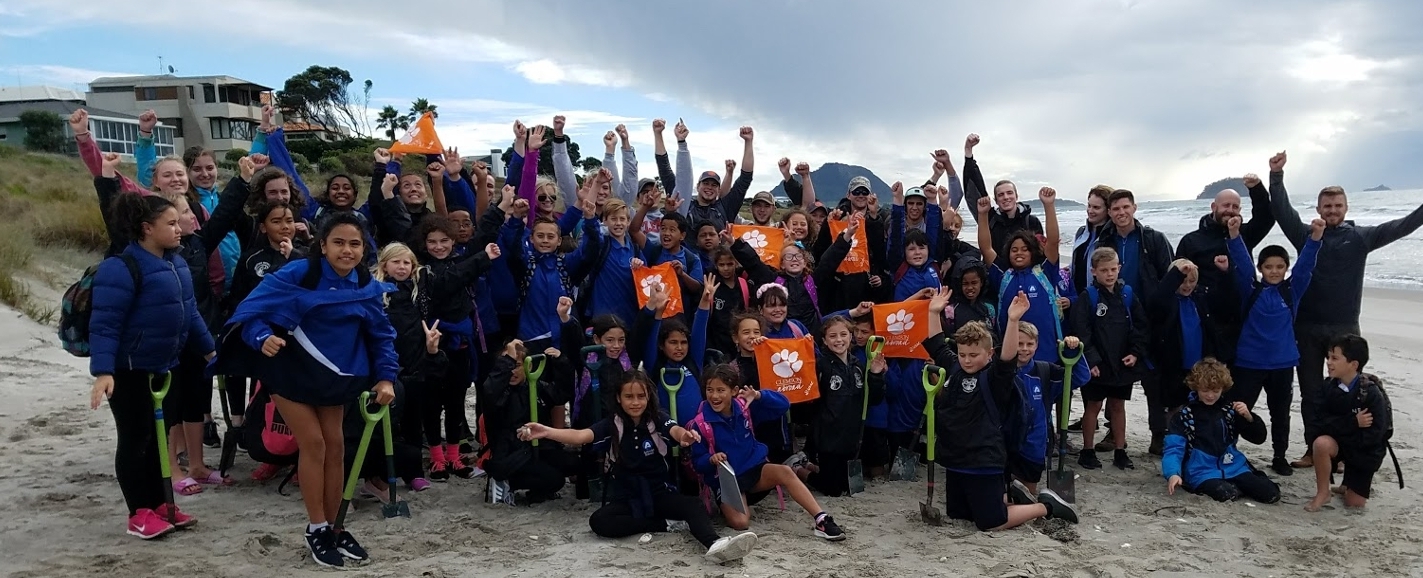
661, 367, 686, 485
848, 336, 886, 495
335, 392, 388, 533
524, 354, 548, 450
379, 406, 411, 518
580, 345, 607, 502
215, 375, 240, 478
149, 373, 177, 525
1050, 341, 1083, 503
919, 364, 946, 526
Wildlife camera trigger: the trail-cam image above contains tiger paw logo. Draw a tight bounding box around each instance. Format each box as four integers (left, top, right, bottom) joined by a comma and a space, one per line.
770, 349, 803, 378
885, 309, 915, 335
640, 274, 664, 297
740, 230, 768, 249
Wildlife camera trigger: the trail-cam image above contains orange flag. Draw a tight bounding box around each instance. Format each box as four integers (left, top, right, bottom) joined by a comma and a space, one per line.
730, 224, 785, 266
755, 336, 819, 403
388, 111, 444, 155
632, 262, 684, 318
828, 219, 870, 274
873, 300, 931, 360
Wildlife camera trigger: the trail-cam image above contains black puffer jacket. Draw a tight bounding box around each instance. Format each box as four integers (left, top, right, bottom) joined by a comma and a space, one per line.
1174, 183, 1273, 339
479, 353, 573, 481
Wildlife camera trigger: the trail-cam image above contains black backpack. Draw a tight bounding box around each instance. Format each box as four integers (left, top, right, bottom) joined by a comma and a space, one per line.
58, 255, 142, 357
1358, 376, 1403, 489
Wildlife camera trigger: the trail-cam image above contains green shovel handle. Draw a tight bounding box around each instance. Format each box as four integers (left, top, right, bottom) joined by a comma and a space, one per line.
360, 390, 390, 424
151, 373, 173, 479
1058, 340, 1082, 430
150, 372, 172, 403
862, 336, 887, 421
525, 354, 547, 446
343, 392, 380, 502
922, 365, 945, 462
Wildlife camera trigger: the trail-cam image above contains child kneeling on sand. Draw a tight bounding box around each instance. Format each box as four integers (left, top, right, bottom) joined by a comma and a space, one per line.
519, 370, 758, 564
687, 364, 847, 541
1162, 358, 1280, 503
1305, 334, 1394, 512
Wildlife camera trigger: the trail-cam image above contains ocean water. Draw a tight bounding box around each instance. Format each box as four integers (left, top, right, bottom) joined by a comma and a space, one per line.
959, 189, 1423, 291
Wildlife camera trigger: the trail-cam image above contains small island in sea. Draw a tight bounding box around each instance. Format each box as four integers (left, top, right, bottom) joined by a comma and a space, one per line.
1363, 184, 1392, 192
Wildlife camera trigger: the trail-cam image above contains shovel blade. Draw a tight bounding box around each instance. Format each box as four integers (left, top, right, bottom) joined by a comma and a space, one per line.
218, 435, 239, 478
919, 501, 944, 526
382, 501, 411, 518
1048, 469, 1076, 504
846, 459, 866, 495
890, 448, 918, 481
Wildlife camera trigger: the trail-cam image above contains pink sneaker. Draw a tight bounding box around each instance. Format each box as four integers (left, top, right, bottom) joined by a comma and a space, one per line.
127, 508, 176, 540
252, 463, 282, 482
155, 503, 197, 528
410, 478, 431, 492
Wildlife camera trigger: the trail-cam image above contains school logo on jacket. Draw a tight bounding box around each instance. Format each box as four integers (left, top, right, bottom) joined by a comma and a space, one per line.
1095, 303, 1108, 317
829, 375, 843, 391
961, 376, 978, 393
254, 262, 270, 277
641, 438, 655, 457
1222, 452, 1234, 465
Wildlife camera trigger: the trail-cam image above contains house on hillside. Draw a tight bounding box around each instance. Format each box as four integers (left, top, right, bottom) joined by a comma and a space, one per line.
0, 85, 174, 160
86, 74, 269, 155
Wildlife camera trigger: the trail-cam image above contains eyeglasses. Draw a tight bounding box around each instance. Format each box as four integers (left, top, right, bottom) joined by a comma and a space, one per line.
782, 253, 805, 262
850, 187, 871, 196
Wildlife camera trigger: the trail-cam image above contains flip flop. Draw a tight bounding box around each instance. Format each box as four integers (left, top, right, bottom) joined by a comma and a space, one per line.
193, 470, 232, 486
173, 477, 203, 496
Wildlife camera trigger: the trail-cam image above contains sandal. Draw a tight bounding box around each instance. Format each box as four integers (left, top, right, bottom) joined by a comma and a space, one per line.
193, 470, 232, 486
172, 477, 203, 496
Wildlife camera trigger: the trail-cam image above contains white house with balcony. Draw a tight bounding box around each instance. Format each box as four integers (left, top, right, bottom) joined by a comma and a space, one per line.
85, 74, 270, 155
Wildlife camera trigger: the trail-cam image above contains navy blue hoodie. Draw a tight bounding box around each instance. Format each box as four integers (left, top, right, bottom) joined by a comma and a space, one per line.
89, 242, 215, 376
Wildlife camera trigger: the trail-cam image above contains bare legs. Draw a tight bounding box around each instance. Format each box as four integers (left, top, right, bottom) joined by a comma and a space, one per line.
273, 395, 347, 524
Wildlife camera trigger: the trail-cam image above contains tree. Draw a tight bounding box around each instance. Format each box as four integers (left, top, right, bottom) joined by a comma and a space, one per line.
19, 110, 66, 153
406, 98, 438, 123
375, 105, 408, 140
579, 157, 602, 174
500, 133, 582, 178
276, 65, 372, 138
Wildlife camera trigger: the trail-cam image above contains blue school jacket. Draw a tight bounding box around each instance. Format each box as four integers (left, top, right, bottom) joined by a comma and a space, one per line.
89, 243, 214, 376
688, 391, 791, 485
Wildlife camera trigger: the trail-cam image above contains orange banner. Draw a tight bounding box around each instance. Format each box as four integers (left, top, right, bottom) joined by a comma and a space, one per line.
873, 300, 931, 360
731, 224, 785, 266
632, 262, 684, 318
828, 218, 870, 274
755, 336, 819, 403
389, 112, 444, 154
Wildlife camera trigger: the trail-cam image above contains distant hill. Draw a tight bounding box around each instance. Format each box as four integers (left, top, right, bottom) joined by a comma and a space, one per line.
1363, 184, 1392, 192
1197, 177, 1249, 200
770, 162, 894, 205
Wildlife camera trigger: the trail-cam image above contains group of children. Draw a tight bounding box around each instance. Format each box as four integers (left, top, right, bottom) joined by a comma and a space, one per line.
70, 107, 1402, 568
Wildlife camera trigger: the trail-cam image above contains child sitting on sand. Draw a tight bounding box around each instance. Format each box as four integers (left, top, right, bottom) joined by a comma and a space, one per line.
1305, 334, 1394, 512
1162, 358, 1279, 503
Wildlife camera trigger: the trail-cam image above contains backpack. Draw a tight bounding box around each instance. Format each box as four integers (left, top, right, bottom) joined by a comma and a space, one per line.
893, 260, 939, 285
243, 380, 301, 493
1244, 281, 1294, 318
997, 264, 1062, 341
1357, 377, 1404, 489
59, 254, 142, 357
576, 236, 642, 314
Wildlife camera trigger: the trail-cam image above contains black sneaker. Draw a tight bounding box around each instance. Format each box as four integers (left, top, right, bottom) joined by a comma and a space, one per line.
203, 421, 221, 448
813, 514, 846, 541
1271, 456, 1294, 477
1038, 489, 1079, 524
1066, 418, 1089, 432
1078, 449, 1102, 470
1008, 480, 1037, 505
1113, 449, 1134, 470
305, 526, 344, 568
334, 529, 369, 561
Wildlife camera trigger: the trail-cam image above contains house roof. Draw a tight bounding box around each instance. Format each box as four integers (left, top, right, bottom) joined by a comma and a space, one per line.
0, 85, 85, 103
0, 101, 139, 123
89, 74, 272, 91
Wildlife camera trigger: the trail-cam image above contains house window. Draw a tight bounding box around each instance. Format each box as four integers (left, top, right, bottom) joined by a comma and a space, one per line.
141, 87, 158, 100
188, 86, 195, 100
0, 128, 7, 140
160, 118, 183, 138
204, 85, 216, 103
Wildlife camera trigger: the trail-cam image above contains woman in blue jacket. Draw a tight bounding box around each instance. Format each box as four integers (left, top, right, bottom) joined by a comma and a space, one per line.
214, 212, 399, 568
87, 184, 215, 540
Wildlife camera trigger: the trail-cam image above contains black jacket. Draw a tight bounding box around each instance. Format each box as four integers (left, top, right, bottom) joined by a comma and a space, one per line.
416, 251, 494, 326
812, 213, 889, 313
479, 353, 574, 481
383, 276, 452, 384
176, 234, 219, 332
809, 351, 885, 458
1173, 182, 1273, 337
1270, 172, 1423, 327
1308, 373, 1391, 467
947, 254, 995, 335
224, 244, 305, 318
733, 235, 850, 335
962, 157, 1044, 267
1094, 221, 1174, 314
925, 331, 1018, 473
1147, 267, 1222, 371
1069, 280, 1149, 386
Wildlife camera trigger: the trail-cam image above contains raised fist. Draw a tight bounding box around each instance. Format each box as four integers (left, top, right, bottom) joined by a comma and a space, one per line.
138, 110, 157, 134
964, 133, 981, 152
674, 119, 689, 141
604, 131, 616, 147
615, 124, 629, 142
1310, 218, 1326, 239
739, 126, 754, 141
795, 162, 810, 176
374, 147, 392, 164
68, 109, 90, 135
1268, 151, 1287, 172
1242, 173, 1260, 188
1039, 186, 1057, 204
725, 159, 736, 172
553, 115, 566, 136
652, 118, 666, 134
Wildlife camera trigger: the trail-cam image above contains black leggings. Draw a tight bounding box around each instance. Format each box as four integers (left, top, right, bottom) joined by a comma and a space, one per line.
417, 348, 471, 447
507, 450, 578, 498
1194, 472, 1280, 504
110, 370, 167, 516
221, 375, 250, 421
401, 377, 439, 447
806, 452, 853, 497
161, 351, 212, 424
1229, 367, 1294, 458
589, 491, 721, 548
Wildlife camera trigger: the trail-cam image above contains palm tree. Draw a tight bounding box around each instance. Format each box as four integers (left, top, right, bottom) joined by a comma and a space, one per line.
375, 105, 408, 140
407, 98, 438, 123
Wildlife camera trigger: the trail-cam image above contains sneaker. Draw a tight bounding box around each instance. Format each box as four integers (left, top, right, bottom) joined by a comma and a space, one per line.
665, 519, 690, 533
334, 529, 369, 561
305, 525, 344, 568
1078, 449, 1102, 470
813, 514, 846, 541
1271, 456, 1294, 477
1037, 489, 1080, 524
429, 445, 450, 482
1066, 417, 1085, 432
126, 508, 176, 540
705, 532, 758, 564
448, 444, 475, 479
410, 478, 431, 492
252, 462, 282, 482
782, 452, 809, 469
1113, 449, 1135, 470
1008, 480, 1037, 505
203, 421, 221, 448
154, 503, 197, 529
489, 479, 515, 505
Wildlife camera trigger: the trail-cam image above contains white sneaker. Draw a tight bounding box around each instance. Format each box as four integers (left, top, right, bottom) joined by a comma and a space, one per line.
705, 532, 757, 564
665, 519, 690, 533
489, 479, 514, 505
782, 452, 808, 469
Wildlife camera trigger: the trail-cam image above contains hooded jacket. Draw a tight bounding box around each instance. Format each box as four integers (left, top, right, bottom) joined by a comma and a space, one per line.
813, 210, 890, 313
1308, 374, 1391, 466
925, 331, 1019, 474
1173, 181, 1274, 338
644, 306, 711, 425
1069, 279, 1149, 386
1095, 220, 1174, 307
948, 255, 995, 335
501, 205, 601, 342
883, 358, 928, 433
962, 156, 1044, 266
1228, 235, 1319, 370
89, 243, 215, 376
1161, 395, 1268, 488
732, 234, 850, 335
1147, 267, 1220, 372
480, 353, 574, 481
688, 391, 791, 485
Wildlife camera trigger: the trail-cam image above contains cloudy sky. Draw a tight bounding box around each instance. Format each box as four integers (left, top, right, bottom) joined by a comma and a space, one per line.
1, 0, 1418, 200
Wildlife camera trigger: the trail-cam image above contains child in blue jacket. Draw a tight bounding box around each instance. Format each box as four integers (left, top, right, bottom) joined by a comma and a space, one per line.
1226, 216, 1322, 475
688, 365, 846, 541
1163, 358, 1279, 503
642, 274, 714, 430
1009, 323, 1088, 499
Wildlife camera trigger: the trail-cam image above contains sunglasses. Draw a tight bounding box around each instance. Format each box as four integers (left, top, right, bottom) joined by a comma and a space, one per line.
537, 195, 553, 202
850, 188, 871, 196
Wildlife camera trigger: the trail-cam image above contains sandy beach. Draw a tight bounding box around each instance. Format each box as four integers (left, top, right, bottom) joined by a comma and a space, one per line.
1, 288, 1421, 578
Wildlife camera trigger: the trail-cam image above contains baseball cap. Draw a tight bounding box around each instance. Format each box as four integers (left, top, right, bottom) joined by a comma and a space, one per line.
752, 191, 775, 205
637, 177, 658, 192
699, 170, 722, 185
847, 176, 872, 195
810, 201, 828, 214
905, 186, 927, 200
